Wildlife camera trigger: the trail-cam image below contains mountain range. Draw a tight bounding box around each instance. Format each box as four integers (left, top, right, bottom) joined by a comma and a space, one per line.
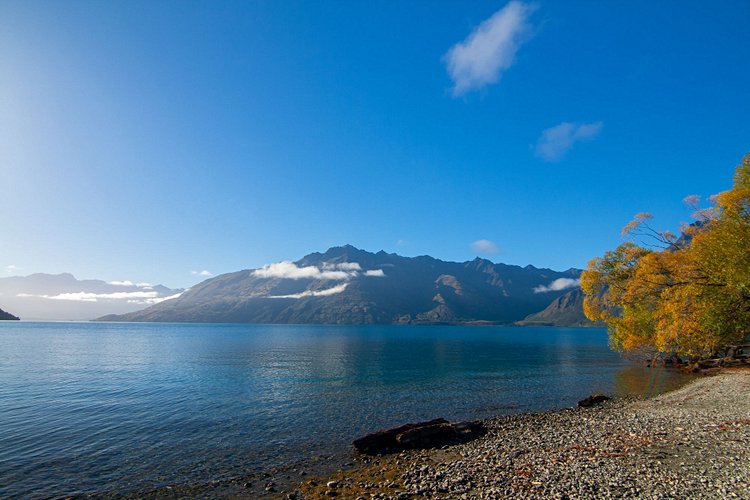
99, 245, 593, 325
0, 273, 183, 321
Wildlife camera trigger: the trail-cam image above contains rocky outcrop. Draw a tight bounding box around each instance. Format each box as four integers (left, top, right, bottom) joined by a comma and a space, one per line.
0, 307, 19, 320
517, 288, 598, 327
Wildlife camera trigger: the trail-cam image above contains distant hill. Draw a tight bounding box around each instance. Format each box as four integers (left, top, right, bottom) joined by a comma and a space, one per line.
99, 245, 585, 325
0, 273, 183, 321
0, 307, 19, 320
516, 288, 599, 327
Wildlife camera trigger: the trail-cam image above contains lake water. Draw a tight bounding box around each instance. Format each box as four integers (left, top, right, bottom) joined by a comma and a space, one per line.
0, 322, 691, 498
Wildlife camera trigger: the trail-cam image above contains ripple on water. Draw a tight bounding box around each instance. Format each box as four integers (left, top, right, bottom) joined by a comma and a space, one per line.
0, 322, 693, 497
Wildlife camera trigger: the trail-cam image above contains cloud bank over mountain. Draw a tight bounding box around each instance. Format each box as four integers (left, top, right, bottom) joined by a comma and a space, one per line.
252, 261, 385, 282
533, 277, 581, 293
0, 273, 183, 320
471, 239, 501, 255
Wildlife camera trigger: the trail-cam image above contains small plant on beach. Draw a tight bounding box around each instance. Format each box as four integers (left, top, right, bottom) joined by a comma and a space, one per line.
581, 153, 750, 359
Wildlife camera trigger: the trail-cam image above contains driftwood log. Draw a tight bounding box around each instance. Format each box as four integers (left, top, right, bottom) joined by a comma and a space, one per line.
577, 394, 610, 408
353, 418, 486, 455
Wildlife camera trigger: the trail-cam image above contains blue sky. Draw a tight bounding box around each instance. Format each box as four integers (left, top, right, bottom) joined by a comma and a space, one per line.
1, 0, 748, 288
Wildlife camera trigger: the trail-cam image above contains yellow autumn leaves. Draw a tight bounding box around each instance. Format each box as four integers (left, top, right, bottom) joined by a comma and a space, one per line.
582, 154, 750, 359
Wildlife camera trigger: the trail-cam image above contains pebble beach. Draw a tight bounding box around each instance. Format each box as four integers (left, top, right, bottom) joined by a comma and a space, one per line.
299, 369, 750, 499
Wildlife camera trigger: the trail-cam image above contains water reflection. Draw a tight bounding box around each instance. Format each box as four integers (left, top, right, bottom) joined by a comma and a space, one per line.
0, 322, 694, 498
613, 364, 693, 398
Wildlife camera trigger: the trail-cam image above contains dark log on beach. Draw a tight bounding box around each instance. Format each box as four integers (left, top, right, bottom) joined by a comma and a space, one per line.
396, 422, 456, 446
577, 394, 610, 408
353, 418, 486, 455
353, 418, 448, 454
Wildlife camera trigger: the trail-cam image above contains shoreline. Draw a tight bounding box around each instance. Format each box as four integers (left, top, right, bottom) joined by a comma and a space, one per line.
90, 369, 746, 499
297, 369, 750, 499
8, 324, 691, 499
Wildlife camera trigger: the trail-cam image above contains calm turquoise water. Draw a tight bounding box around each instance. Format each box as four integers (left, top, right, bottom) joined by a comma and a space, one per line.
0, 322, 690, 497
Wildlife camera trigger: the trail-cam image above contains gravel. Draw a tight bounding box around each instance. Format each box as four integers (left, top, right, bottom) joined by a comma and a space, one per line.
299, 369, 750, 499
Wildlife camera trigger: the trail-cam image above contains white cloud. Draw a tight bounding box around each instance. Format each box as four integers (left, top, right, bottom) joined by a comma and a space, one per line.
471, 239, 500, 255
254, 262, 314, 280
252, 261, 388, 282
533, 278, 581, 293
253, 261, 353, 280
4, 264, 22, 274
191, 270, 213, 277
109, 280, 134, 286
146, 292, 183, 304
444, 1, 536, 96
268, 283, 349, 299
534, 121, 603, 161
17, 290, 182, 305
109, 280, 155, 288
323, 262, 362, 272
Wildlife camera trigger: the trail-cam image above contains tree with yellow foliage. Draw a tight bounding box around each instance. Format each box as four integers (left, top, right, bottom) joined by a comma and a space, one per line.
581, 154, 750, 359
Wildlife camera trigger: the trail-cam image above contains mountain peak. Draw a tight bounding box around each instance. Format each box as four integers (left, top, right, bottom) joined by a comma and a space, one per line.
26, 272, 78, 283
466, 257, 494, 271
325, 244, 365, 253
300, 245, 375, 265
